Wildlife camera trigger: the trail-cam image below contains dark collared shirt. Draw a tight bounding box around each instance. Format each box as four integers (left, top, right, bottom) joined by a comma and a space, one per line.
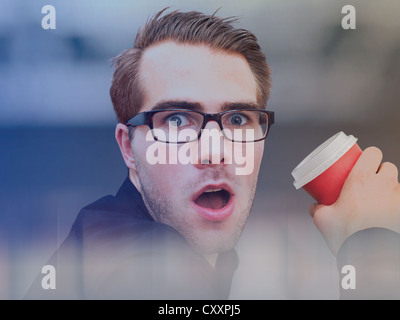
26, 177, 239, 299
26, 177, 400, 299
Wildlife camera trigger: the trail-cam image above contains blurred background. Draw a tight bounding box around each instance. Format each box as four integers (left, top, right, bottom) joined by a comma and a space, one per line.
0, 0, 399, 299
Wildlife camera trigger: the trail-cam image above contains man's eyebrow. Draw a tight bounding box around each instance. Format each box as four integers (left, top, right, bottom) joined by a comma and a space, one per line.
151, 101, 203, 111
150, 101, 263, 112
220, 102, 262, 111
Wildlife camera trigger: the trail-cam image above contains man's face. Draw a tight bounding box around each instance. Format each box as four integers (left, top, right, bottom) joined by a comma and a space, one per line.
130, 41, 265, 255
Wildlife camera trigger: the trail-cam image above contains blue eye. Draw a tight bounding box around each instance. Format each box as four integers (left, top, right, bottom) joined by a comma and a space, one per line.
226, 113, 249, 126
165, 113, 190, 127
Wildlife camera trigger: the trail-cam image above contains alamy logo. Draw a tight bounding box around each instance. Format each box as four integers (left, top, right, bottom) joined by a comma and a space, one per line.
41, 5, 56, 30
41, 265, 56, 290
145, 127, 256, 176
341, 265, 356, 290
341, 5, 356, 30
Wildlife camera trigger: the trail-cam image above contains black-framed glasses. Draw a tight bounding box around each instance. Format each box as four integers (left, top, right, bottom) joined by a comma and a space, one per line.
126, 109, 275, 143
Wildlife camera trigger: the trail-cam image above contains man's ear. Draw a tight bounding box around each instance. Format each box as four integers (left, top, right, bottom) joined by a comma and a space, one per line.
115, 123, 142, 192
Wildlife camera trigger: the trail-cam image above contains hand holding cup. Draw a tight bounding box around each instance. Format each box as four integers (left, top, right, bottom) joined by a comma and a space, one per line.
292, 132, 400, 254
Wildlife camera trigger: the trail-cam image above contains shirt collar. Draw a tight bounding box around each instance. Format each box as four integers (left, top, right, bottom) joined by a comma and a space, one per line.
114, 176, 154, 222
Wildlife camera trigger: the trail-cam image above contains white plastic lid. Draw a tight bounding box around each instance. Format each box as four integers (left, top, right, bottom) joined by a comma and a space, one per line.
291, 131, 358, 189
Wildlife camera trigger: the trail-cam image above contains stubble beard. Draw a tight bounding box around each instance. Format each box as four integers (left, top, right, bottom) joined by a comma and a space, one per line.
133, 153, 258, 255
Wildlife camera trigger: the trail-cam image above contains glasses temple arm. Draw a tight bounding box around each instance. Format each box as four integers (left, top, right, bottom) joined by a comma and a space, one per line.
126, 112, 148, 127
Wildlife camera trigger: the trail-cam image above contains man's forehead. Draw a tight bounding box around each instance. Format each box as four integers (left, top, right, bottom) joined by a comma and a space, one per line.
141, 41, 246, 68
138, 41, 258, 112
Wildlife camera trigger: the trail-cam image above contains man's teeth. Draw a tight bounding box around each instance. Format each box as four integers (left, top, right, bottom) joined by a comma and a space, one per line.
204, 188, 222, 193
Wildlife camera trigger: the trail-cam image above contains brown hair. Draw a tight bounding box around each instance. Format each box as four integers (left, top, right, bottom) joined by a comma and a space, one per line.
110, 8, 271, 124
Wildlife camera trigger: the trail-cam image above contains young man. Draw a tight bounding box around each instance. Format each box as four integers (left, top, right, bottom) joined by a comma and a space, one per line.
27, 9, 400, 299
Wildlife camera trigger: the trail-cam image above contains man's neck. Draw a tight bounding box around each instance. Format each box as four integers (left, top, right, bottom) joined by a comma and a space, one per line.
204, 253, 218, 268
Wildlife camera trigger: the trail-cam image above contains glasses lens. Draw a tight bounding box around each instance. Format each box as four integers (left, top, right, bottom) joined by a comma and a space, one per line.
221, 110, 269, 142
152, 110, 203, 143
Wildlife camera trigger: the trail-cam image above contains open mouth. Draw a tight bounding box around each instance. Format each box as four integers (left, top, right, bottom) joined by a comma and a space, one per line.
192, 184, 235, 221
194, 188, 231, 210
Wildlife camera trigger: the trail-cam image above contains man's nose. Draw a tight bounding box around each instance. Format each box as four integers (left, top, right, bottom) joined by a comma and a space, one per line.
193, 120, 232, 168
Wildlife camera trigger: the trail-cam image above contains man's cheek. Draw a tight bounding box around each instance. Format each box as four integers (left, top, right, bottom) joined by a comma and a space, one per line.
232, 142, 262, 176
253, 145, 264, 172
152, 164, 188, 190
238, 149, 263, 193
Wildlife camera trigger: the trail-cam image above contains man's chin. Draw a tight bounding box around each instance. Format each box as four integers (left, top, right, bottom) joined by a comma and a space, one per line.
190, 236, 238, 256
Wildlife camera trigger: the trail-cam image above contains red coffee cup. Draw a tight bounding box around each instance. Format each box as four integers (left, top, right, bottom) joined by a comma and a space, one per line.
291, 131, 362, 205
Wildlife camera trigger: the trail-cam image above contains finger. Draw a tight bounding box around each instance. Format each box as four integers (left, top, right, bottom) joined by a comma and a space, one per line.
352, 146, 383, 174
309, 203, 318, 218
309, 203, 328, 218
377, 161, 399, 181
